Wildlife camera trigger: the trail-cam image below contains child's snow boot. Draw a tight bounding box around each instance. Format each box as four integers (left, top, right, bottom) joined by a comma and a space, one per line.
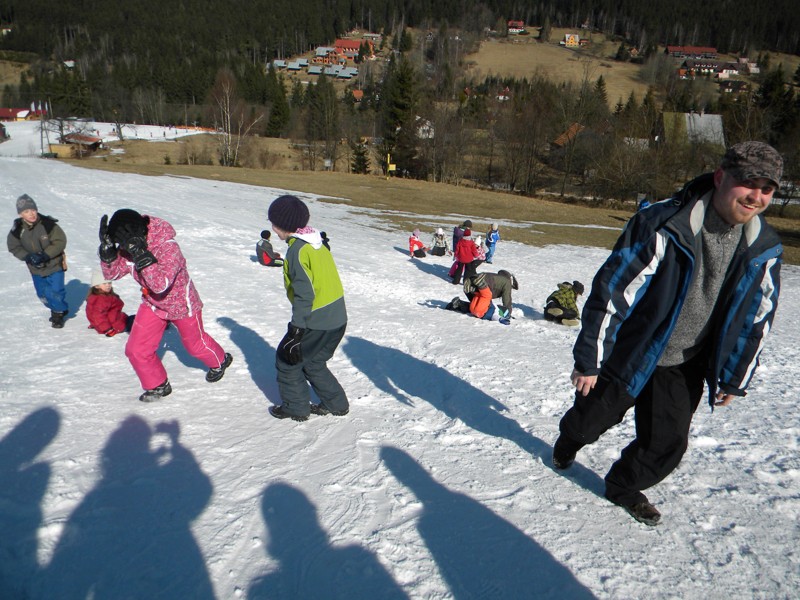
139, 380, 172, 402
50, 311, 67, 329
206, 353, 233, 382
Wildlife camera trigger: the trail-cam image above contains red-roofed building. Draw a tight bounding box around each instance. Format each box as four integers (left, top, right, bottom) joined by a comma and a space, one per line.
665, 45, 717, 59
334, 38, 374, 61
0, 108, 26, 121
507, 20, 526, 35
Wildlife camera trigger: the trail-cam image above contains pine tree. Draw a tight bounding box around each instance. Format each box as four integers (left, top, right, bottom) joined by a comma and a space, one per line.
265, 64, 290, 137
594, 76, 608, 107
379, 56, 420, 176
351, 141, 370, 174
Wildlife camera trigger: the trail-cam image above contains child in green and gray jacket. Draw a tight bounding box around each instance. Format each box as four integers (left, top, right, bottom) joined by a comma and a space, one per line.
267, 195, 349, 422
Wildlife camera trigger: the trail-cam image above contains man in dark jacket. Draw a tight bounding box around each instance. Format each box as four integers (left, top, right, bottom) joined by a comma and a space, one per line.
7, 194, 69, 328
553, 141, 783, 526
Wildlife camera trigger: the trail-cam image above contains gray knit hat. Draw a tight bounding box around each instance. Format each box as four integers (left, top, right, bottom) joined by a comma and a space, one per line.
16, 194, 37, 213
721, 141, 783, 188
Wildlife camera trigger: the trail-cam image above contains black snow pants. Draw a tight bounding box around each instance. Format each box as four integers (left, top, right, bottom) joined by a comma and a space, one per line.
558, 355, 706, 505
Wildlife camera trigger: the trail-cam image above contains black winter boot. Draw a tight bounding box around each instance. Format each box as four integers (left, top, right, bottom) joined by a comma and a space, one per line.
206, 353, 233, 383
139, 380, 172, 403
50, 311, 67, 329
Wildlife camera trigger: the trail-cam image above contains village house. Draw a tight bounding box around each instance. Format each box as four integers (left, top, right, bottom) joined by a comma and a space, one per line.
334, 38, 374, 61
312, 46, 342, 65
562, 33, 580, 48
718, 80, 750, 94
507, 20, 526, 35
661, 111, 725, 148
666, 45, 718, 59
551, 122, 585, 148
738, 57, 760, 74
0, 108, 26, 121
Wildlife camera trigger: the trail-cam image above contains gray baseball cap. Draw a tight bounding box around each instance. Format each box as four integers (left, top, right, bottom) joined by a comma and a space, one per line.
721, 141, 783, 188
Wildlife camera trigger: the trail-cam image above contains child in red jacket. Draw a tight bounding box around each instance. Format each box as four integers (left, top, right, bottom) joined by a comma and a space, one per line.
86, 270, 131, 336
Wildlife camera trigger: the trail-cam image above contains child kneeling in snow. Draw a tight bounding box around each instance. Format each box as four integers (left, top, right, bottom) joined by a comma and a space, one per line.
544, 280, 584, 326
446, 271, 517, 324
86, 270, 132, 336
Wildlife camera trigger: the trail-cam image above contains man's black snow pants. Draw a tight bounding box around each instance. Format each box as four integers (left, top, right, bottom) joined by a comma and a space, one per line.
558, 355, 706, 505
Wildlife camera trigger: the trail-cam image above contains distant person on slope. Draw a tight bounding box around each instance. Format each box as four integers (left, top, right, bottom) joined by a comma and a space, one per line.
256, 229, 284, 267
452, 219, 472, 252
451, 229, 481, 285
98, 209, 232, 402
446, 270, 517, 324
485, 223, 501, 264
429, 227, 452, 257
543, 281, 584, 327
408, 228, 428, 258
267, 195, 349, 422
85, 270, 133, 336
6, 194, 69, 328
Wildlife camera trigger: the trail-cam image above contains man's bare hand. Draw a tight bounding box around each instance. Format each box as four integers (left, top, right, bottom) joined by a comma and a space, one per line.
571, 369, 598, 397
714, 392, 735, 407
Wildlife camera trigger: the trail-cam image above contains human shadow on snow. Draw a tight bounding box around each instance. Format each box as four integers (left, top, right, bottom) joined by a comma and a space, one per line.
381, 446, 597, 599
248, 481, 409, 599
343, 337, 605, 496
64, 277, 90, 320
217, 316, 281, 402
153, 320, 210, 372
35, 416, 215, 600
405, 255, 453, 280
0, 407, 59, 599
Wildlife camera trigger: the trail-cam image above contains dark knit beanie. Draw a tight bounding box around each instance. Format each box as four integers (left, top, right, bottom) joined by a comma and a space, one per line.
260, 229, 271, 240
107, 209, 148, 244
16, 194, 37, 213
268, 195, 310, 232
572, 280, 585, 295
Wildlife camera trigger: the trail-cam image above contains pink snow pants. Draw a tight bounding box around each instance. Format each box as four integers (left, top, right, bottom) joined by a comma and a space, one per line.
126, 304, 227, 390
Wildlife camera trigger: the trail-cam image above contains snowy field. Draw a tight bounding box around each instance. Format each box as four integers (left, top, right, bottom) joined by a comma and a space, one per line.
1, 122, 799, 599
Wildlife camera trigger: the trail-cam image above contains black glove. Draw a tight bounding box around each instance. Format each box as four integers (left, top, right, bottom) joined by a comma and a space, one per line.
277, 323, 305, 365
98, 214, 118, 264
117, 224, 157, 271
25, 252, 49, 266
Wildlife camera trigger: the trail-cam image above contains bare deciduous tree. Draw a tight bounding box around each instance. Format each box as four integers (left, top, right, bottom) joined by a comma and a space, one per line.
208, 68, 264, 167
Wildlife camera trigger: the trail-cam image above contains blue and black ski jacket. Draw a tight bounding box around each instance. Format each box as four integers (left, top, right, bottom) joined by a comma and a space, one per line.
574, 173, 782, 406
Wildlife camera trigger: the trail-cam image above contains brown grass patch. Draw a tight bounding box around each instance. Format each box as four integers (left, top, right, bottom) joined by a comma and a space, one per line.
0, 60, 28, 88
468, 30, 650, 106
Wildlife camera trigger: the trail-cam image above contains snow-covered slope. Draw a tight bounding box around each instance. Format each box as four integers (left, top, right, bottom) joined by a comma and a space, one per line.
1, 123, 798, 599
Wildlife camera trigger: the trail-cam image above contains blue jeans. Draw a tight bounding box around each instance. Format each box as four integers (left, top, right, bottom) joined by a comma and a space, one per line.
31, 270, 68, 313
486, 244, 496, 262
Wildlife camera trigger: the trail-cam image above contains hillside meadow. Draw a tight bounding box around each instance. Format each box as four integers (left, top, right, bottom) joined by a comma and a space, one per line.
467, 29, 650, 106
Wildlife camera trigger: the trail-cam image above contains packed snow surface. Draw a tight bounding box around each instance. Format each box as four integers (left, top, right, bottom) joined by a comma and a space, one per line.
1, 121, 798, 598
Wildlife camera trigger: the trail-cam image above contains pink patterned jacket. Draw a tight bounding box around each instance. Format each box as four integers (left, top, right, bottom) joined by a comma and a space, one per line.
101, 216, 203, 320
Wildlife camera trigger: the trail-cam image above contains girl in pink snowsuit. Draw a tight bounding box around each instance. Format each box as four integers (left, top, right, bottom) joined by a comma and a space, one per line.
99, 209, 232, 402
